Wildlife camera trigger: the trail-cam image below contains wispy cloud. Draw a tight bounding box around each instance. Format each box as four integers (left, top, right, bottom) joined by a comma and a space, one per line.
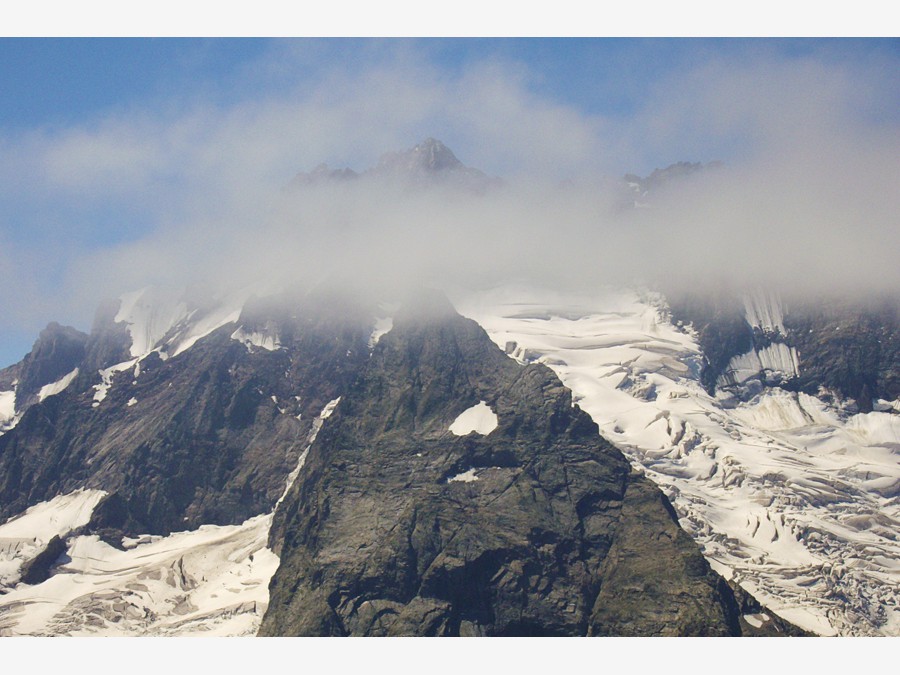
0, 40, 897, 365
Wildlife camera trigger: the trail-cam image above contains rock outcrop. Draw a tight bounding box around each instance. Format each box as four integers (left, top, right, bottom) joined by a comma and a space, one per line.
260, 292, 773, 636
0, 287, 375, 538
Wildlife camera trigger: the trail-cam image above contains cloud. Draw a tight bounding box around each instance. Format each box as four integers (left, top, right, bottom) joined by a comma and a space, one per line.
0, 40, 898, 367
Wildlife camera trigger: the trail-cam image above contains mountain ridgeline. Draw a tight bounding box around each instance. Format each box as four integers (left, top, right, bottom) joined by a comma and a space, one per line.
257, 292, 793, 636
4, 140, 866, 636
0, 280, 802, 635
0, 287, 374, 538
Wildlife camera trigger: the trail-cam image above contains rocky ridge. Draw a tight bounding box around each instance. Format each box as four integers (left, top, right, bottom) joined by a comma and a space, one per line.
260, 292, 797, 636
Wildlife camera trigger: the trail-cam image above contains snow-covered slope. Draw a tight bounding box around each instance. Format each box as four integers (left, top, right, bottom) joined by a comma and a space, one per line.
0, 397, 347, 636
459, 284, 900, 636
114, 286, 249, 361
0, 506, 278, 637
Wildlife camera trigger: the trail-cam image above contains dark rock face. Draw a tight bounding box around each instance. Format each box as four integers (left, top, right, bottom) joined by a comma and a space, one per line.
667, 292, 753, 394
783, 298, 900, 412
260, 294, 753, 637
670, 291, 900, 410
14, 323, 88, 409
0, 288, 375, 539
19, 535, 67, 585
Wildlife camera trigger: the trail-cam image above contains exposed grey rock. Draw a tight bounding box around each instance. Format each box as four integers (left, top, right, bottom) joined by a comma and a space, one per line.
19, 535, 67, 585
260, 292, 769, 636
288, 139, 501, 194
0, 287, 375, 538
14, 322, 88, 410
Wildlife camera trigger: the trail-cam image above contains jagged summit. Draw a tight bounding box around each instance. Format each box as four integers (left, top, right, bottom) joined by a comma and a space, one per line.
290, 138, 498, 192
376, 137, 463, 174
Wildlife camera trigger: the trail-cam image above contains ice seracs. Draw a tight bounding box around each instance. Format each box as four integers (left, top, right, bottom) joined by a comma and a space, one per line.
448, 401, 498, 436
458, 283, 900, 636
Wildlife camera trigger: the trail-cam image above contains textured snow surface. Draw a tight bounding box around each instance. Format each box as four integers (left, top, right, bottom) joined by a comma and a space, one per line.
459, 284, 900, 636
720, 290, 799, 386
0, 489, 107, 590
0, 511, 278, 636
116, 287, 190, 359
37, 368, 79, 402
449, 401, 498, 436
744, 288, 787, 334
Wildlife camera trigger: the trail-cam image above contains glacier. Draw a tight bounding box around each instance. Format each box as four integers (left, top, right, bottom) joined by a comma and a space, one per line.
458, 284, 900, 636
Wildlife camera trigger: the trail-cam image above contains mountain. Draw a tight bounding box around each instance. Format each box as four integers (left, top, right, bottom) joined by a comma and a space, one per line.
289, 138, 500, 193
0, 282, 801, 636
260, 292, 786, 636
460, 285, 900, 636
0, 140, 896, 636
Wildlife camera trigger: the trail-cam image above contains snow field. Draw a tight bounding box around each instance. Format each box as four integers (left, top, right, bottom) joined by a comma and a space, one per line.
459, 284, 900, 636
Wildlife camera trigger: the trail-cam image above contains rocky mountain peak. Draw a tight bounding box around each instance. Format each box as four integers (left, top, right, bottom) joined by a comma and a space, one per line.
15, 322, 88, 409
376, 137, 464, 174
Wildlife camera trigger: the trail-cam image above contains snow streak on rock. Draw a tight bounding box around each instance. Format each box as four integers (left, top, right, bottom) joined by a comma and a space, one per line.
231, 325, 281, 352
37, 368, 79, 403
276, 397, 341, 507
719, 289, 799, 387
459, 284, 900, 636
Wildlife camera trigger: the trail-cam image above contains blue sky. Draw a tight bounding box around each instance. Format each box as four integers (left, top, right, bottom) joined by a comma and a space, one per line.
1, 37, 899, 368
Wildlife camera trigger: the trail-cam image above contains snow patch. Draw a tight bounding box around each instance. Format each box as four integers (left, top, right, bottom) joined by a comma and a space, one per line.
449, 401, 498, 436
92, 359, 138, 406
231, 325, 281, 352
743, 614, 764, 629
0, 489, 107, 591
368, 316, 394, 349
448, 468, 479, 483
0, 390, 15, 424
170, 306, 242, 358
37, 368, 79, 402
